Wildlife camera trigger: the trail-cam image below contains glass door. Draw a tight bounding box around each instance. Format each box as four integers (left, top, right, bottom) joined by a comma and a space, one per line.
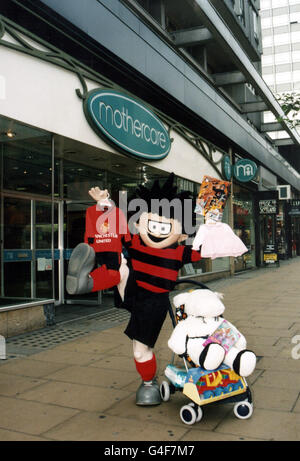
259, 214, 278, 266
2, 196, 32, 304
35, 200, 58, 300
1, 194, 58, 306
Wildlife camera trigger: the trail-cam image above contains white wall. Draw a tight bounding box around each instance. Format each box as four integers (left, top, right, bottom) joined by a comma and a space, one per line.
0, 46, 222, 183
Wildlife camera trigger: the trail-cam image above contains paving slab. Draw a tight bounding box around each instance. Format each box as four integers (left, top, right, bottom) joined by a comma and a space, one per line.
43, 411, 188, 441
0, 257, 300, 441
0, 395, 79, 436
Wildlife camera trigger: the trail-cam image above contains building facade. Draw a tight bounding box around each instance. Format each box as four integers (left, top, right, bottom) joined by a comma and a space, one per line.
1, 0, 300, 335
261, 0, 300, 258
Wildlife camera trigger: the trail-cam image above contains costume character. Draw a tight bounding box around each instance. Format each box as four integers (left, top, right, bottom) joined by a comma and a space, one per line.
66, 174, 202, 406
66, 188, 131, 300
193, 176, 248, 259
123, 174, 202, 405
168, 289, 256, 377
66, 174, 248, 406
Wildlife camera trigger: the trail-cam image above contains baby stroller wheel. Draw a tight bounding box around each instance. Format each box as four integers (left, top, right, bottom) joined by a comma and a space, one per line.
180, 404, 200, 425
160, 381, 171, 402
233, 401, 253, 420
188, 402, 203, 422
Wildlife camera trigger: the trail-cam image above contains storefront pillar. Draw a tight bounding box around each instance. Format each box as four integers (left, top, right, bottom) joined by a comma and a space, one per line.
228, 147, 235, 276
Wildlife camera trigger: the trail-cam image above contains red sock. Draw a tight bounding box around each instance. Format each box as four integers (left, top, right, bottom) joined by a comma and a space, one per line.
90, 266, 120, 292
134, 354, 157, 382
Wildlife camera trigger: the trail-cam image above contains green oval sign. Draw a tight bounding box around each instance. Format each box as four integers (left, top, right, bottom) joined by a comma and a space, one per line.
233, 159, 257, 182
222, 155, 232, 180
84, 89, 171, 160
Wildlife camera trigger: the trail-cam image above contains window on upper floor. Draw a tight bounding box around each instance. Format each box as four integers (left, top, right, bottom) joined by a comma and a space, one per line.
253, 9, 259, 41
233, 0, 245, 25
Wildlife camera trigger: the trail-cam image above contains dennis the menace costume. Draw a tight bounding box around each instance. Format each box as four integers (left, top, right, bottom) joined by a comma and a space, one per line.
66, 175, 202, 406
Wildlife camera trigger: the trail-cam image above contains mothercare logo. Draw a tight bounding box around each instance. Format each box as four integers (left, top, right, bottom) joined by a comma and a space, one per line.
233, 159, 257, 182
84, 89, 171, 160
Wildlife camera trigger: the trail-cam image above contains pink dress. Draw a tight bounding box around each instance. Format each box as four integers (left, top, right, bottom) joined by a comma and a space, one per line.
192, 222, 248, 259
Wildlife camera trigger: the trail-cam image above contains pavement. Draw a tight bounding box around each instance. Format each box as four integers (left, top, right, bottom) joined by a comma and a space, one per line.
0, 257, 300, 442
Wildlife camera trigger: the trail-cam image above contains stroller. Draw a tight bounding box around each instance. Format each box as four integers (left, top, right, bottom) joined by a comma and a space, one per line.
160, 280, 254, 425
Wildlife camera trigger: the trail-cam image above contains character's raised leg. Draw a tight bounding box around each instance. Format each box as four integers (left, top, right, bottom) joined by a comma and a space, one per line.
66, 243, 124, 295
133, 340, 161, 406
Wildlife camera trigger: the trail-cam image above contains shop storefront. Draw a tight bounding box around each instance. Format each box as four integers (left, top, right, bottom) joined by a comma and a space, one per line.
0, 18, 234, 334
233, 184, 256, 271
287, 199, 300, 257
255, 190, 280, 267
276, 201, 289, 260
230, 157, 258, 272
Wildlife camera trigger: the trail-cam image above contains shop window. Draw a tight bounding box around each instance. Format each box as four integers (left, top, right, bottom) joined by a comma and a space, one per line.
0, 117, 55, 308
1, 117, 52, 196
233, 186, 256, 271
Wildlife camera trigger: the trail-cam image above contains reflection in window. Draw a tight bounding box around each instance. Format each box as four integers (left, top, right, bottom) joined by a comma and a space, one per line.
4, 197, 31, 249
0, 117, 52, 196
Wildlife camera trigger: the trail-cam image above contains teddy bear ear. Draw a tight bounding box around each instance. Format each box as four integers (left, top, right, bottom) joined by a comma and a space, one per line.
173, 292, 190, 308
214, 291, 224, 300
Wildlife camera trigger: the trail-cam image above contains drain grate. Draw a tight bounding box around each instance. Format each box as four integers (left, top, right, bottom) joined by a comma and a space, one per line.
5, 307, 130, 359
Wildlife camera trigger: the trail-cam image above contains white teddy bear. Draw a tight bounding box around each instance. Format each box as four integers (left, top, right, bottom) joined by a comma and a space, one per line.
168, 289, 256, 377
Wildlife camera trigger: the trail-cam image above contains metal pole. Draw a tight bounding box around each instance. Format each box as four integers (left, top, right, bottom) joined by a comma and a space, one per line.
228, 147, 235, 276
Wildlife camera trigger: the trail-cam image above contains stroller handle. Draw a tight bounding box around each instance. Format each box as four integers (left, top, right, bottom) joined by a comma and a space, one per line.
173, 279, 210, 290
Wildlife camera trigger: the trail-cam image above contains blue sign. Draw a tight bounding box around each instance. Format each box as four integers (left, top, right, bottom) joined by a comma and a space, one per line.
233, 159, 257, 182
84, 89, 171, 160
4, 250, 32, 262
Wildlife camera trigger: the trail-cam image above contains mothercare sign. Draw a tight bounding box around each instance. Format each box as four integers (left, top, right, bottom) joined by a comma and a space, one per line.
84, 89, 171, 160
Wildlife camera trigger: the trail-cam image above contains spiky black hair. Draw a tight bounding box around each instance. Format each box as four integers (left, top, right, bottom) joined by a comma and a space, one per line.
135, 173, 191, 205
134, 173, 194, 230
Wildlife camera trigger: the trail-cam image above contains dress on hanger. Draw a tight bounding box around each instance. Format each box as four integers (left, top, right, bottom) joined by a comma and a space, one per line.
192, 221, 248, 259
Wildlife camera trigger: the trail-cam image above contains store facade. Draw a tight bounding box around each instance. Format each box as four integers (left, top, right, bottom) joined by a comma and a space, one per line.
0, 18, 235, 335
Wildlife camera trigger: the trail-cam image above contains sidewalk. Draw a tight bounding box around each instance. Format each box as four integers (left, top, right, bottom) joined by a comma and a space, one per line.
0, 258, 300, 441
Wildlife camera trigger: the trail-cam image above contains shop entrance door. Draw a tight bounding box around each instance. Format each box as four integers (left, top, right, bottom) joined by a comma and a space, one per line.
259, 214, 279, 266
1, 194, 59, 305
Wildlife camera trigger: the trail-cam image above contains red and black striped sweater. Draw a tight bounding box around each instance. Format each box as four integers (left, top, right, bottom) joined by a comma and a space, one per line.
127, 234, 201, 294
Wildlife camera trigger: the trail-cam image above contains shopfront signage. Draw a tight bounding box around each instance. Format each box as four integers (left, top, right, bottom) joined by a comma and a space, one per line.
259, 199, 278, 214
288, 199, 300, 216
233, 159, 257, 182
263, 244, 278, 265
83, 89, 171, 160
222, 155, 232, 180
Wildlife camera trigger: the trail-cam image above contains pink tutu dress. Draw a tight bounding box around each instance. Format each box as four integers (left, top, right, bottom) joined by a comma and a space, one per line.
192, 222, 248, 259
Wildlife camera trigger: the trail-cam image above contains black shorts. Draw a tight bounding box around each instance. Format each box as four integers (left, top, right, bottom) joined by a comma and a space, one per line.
124, 287, 170, 348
